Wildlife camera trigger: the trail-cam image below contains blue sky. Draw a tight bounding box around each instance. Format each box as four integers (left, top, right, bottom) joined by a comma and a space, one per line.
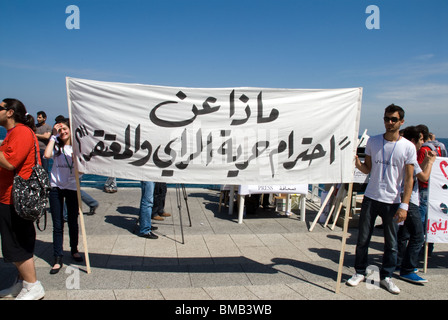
1, 0, 447, 137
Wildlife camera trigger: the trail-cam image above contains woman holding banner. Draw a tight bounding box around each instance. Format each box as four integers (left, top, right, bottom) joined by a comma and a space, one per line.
44, 117, 83, 274
0, 98, 46, 300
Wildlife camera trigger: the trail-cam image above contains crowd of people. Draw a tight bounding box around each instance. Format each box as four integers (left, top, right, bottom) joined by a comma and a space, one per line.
0, 99, 445, 299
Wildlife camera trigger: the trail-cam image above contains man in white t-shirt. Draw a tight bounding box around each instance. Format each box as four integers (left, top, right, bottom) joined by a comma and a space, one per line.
347, 104, 415, 294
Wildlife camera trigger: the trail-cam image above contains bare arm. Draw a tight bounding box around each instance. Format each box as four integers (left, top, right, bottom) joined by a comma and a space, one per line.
394, 163, 414, 223
355, 155, 372, 174
416, 150, 437, 182
0, 151, 15, 171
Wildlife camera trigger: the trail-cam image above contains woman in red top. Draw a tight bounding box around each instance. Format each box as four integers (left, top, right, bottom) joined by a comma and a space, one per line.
0, 99, 45, 300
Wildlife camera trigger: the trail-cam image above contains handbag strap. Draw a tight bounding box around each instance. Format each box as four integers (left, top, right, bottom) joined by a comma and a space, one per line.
24, 125, 40, 166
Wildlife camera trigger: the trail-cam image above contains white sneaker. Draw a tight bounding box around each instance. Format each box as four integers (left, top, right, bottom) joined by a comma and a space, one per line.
346, 273, 365, 286
0, 279, 23, 298
15, 280, 45, 300
380, 277, 400, 294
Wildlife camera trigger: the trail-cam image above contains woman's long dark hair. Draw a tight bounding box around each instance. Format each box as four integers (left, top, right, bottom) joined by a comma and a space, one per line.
2, 98, 35, 131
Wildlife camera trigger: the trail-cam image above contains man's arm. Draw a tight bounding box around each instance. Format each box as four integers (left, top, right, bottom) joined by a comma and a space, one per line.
35, 131, 51, 140
416, 150, 437, 182
395, 163, 414, 223
355, 155, 372, 174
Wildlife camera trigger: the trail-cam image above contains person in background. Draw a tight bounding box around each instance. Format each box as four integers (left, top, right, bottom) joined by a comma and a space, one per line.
397, 126, 436, 284
44, 117, 83, 274
0, 98, 45, 300
138, 181, 158, 239
152, 182, 171, 221
35, 111, 52, 173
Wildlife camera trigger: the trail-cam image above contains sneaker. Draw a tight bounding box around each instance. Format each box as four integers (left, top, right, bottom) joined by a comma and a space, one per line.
399, 273, 428, 285
139, 232, 158, 239
346, 273, 365, 286
15, 281, 45, 300
380, 277, 400, 294
0, 279, 23, 298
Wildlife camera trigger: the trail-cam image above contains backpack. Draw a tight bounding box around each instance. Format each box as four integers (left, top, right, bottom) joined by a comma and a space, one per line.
12, 128, 51, 226
422, 140, 447, 157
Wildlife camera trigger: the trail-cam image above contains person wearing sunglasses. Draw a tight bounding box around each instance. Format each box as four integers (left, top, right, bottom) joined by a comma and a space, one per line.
347, 104, 416, 295
0, 99, 46, 300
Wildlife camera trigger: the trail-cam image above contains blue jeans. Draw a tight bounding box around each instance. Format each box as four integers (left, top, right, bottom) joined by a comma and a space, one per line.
419, 188, 428, 225
354, 197, 399, 279
49, 187, 79, 257
397, 202, 424, 274
139, 181, 155, 235
81, 190, 99, 208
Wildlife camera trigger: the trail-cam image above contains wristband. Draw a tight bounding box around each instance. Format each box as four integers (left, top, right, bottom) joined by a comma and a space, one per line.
50, 135, 59, 142
399, 203, 409, 211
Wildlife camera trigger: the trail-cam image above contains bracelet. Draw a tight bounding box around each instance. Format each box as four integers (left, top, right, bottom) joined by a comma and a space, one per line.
399, 203, 409, 211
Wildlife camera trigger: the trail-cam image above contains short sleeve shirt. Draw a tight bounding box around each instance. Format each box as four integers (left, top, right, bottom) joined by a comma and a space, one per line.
364, 134, 416, 204
0, 124, 40, 205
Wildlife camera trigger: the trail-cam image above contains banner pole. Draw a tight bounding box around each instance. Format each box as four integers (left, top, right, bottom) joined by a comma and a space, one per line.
75, 170, 91, 274
66, 77, 91, 274
335, 183, 353, 293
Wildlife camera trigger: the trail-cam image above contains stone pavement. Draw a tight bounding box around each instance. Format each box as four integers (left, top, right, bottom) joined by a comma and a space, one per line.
1, 186, 447, 301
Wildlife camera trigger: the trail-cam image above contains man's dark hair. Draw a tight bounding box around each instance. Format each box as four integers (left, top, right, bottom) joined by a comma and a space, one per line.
402, 126, 420, 144
37, 111, 47, 119
384, 104, 405, 120
416, 124, 429, 142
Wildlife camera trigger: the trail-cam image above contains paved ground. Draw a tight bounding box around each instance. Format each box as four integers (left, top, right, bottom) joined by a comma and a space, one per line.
1, 186, 447, 302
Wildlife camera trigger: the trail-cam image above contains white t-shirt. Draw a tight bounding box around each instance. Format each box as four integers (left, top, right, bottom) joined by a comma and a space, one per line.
364, 134, 416, 204
50, 145, 79, 190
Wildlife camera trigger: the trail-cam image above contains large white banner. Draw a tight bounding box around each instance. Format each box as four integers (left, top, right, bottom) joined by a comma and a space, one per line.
427, 157, 448, 243
66, 77, 362, 184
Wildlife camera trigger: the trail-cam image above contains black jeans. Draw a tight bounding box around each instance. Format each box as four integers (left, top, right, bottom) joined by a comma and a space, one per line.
49, 187, 79, 257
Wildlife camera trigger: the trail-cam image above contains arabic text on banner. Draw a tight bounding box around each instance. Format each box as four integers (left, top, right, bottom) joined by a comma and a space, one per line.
67, 77, 362, 184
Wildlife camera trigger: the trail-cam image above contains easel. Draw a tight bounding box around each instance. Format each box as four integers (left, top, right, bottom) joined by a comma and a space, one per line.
309, 184, 353, 232
175, 183, 192, 244
132, 183, 192, 245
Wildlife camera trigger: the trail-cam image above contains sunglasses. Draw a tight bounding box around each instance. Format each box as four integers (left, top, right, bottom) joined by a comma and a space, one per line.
0, 106, 8, 111
383, 116, 401, 123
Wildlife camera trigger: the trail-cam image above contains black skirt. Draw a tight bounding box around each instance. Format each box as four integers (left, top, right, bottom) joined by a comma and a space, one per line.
0, 202, 36, 263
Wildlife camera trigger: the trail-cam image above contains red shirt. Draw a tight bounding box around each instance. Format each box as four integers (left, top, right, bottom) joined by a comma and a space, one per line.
417, 145, 441, 189
0, 124, 41, 205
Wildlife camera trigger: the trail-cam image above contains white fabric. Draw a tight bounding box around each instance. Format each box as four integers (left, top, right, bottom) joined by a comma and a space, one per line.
50, 145, 78, 190
364, 134, 416, 204
66, 77, 362, 185
427, 157, 448, 243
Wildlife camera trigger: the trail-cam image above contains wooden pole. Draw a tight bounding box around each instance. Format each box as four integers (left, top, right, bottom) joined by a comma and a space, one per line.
67, 77, 91, 274
335, 183, 353, 294
74, 170, 91, 274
